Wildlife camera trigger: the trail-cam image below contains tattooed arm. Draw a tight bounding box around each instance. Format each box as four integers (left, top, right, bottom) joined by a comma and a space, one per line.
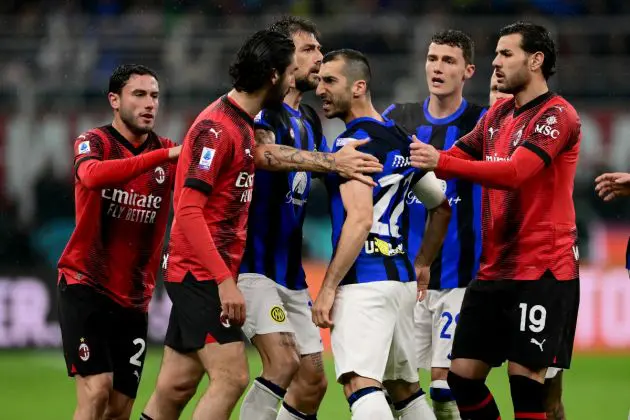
254, 128, 383, 187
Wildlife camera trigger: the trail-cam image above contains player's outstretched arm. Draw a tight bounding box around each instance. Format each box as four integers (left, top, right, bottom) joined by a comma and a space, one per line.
595, 172, 630, 201
411, 172, 451, 300
77, 145, 181, 190
254, 129, 383, 187
312, 180, 373, 329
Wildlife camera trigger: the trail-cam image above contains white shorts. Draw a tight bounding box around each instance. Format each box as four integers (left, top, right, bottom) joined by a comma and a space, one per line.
331, 281, 417, 384
414, 288, 466, 370
238, 274, 324, 355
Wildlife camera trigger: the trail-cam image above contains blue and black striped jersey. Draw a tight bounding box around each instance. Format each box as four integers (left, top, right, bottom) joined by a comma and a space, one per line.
327, 116, 425, 286
239, 103, 327, 290
383, 98, 486, 290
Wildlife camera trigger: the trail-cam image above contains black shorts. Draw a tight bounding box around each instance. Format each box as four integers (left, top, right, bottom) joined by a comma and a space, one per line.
451, 271, 579, 371
57, 277, 148, 398
164, 273, 243, 353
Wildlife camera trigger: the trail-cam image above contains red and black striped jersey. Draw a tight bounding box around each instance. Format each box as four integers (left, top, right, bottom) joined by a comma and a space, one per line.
441, 92, 581, 281
58, 125, 176, 311
165, 95, 255, 284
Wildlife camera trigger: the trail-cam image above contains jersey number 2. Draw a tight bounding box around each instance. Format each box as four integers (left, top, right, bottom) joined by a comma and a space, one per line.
129, 338, 146, 367
371, 173, 414, 238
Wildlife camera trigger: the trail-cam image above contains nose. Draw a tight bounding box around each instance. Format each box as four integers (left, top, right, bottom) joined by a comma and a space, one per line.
315, 50, 323, 64
492, 55, 501, 69
315, 82, 324, 97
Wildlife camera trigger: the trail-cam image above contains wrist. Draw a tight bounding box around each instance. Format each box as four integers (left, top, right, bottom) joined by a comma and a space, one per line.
217, 275, 233, 285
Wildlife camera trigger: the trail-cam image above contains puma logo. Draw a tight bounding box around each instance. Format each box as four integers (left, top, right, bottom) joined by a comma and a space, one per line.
488, 127, 497, 139
133, 370, 140, 382
530, 338, 546, 352
209, 128, 222, 138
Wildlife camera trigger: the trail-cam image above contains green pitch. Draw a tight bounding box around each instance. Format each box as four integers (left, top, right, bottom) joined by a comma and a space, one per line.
1, 350, 628, 419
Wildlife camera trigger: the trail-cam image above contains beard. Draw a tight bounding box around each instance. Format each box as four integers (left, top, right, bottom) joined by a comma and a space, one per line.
295, 73, 318, 93
120, 107, 152, 135
499, 63, 530, 95
263, 81, 288, 108
324, 94, 351, 120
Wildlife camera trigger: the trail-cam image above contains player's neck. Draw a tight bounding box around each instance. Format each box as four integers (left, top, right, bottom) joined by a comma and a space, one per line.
228, 89, 265, 118
514, 79, 549, 109
111, 119, 148, 146
284, 88, 303, 111
344, 101, 382, 124
427, 92, 463, 119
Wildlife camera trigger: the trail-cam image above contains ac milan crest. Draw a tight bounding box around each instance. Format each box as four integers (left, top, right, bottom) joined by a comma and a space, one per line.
78, 339, 90, 362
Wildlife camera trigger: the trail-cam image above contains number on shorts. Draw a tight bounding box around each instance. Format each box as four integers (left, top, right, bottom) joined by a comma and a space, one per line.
518, 303, 547, 333
129, 338, 146, 367
440, 311, 459, 339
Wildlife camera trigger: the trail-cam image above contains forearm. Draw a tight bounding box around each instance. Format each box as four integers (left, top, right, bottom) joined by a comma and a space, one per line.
436, 150, 544, 189
77, 148, 170, 189
415, 200, 451, 267
434, 146, 478, 180
322, 218, 371, 290
177, 188, 231, 282
255, 144, 337, 173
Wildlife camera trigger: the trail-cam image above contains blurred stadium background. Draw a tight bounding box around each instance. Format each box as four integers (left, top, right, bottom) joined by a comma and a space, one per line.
1, 0, 630, 418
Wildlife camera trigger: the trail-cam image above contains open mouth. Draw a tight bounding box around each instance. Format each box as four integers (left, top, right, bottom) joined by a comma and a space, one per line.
321, 99, 332, 110
140, 113, 154, 121
431, 77, 445, 87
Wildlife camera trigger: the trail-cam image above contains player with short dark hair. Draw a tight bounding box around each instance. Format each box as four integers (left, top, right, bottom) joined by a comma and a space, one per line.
57, 63, 181, 420
384, 29, 484, 420
490, 69, 568, 420
313, 49, 451, 420
410, 21, 581, 420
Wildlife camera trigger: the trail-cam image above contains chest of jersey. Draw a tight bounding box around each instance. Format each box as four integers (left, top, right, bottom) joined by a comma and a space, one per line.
100, 145, 173, 225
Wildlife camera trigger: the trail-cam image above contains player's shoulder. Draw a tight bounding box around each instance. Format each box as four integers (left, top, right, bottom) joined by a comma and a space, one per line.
299, 103, 322, 127
156, 134, 176, 149
544, 94, 579, 119
76, 126, 108, 143
464, 101, 487, 118
383, 102, 422, 119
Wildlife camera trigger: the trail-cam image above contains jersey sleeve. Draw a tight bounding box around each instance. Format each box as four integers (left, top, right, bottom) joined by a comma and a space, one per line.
254, 109, 281, 135
520, 104, 580, 166
183, 121, 233, 195
452, 111, 486, 160
333, 129, 384, 184
74, 131, 106, 170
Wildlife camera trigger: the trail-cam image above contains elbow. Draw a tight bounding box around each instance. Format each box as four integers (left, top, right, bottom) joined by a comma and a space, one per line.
79, 176, 101, 190
348, 212, 373, 234
253, 145, 274, 170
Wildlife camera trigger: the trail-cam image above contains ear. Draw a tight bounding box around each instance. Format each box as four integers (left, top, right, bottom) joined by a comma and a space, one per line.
463, 63, 476, 81
270, 69, 280, 86
352, 80, 367, 98
108, 92, 120, 110
530, 51, 545, 73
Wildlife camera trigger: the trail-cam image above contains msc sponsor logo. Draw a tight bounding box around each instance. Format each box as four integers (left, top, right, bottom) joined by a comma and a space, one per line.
534, 124, 560, 139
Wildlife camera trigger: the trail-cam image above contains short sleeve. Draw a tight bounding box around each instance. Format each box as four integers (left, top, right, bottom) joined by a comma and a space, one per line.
183, 121, 232, 195
520, 104, 580, 166
453, 111, 486, 160
74, 131, 106, 175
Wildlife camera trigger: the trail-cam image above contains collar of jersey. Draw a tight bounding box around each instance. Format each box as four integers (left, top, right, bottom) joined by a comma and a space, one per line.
423, 97, 468, 125
282, 102, 301, 118
345, 116, 395, 130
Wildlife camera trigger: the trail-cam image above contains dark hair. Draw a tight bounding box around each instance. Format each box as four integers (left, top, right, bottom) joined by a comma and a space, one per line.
323, 49, 371, 90
268, 15, 320, 40
229, 29, 295, 93
430, 29, 475, 65
108, 64, 158, 94
499, 21, 557, 80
